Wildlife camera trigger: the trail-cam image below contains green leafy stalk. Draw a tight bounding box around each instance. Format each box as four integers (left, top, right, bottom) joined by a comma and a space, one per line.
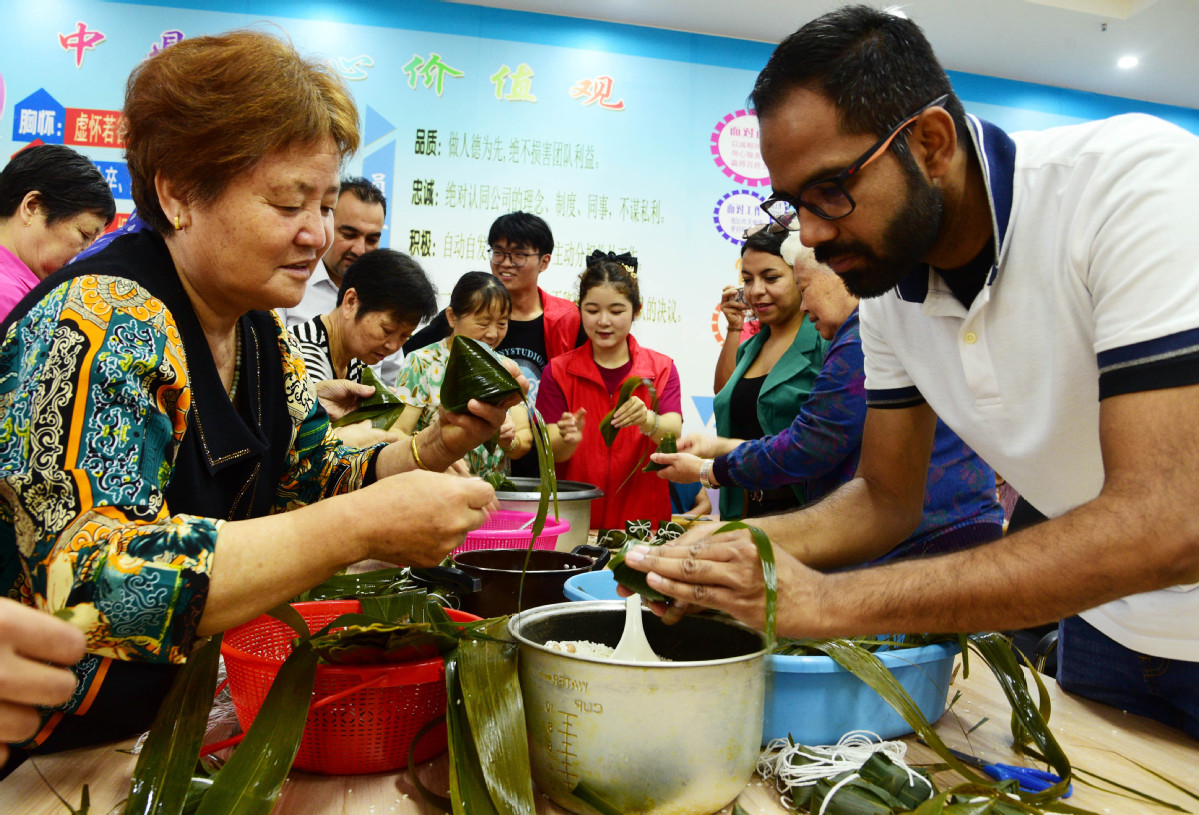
713, 521, 777, 648
811, 638, 992, 790
190, 604, 313, 815
965, 633, 1073, 802
457, 619, 535, 814
193, 638, 318, 815
516, 401, 558, 613
123, 635, 222, 815
607, 535, 670, 603
445, 654, 501, 815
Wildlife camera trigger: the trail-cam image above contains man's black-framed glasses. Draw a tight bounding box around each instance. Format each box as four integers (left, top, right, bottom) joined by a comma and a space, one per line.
760, 93, 950, 230
486, 246, 542, 265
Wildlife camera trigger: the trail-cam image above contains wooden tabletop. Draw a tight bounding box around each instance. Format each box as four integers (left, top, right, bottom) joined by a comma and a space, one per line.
3, 659, 1196, 814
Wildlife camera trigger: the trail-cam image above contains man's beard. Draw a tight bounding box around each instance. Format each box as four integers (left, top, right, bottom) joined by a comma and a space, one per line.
814, 152, 944, 299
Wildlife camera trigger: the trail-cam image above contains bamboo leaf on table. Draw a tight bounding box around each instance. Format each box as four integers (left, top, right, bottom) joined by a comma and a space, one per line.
193, 638, 318, 815
123, 635, 222, 815
444, 654, 501, 815
458, 618, 535, 815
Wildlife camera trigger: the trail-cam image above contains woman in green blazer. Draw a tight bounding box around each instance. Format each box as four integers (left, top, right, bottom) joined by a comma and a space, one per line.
709, 227, 825, 519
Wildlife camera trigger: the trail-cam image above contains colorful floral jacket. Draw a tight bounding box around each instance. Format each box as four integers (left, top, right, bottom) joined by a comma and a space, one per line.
0, 230, 380, 748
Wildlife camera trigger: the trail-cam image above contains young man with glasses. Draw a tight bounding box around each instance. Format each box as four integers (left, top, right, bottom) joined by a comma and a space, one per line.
403, 212, 581, 476
631, 4, 1199, 737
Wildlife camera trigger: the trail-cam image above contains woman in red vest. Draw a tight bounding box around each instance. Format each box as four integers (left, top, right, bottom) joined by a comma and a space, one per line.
536, 252, 683, 531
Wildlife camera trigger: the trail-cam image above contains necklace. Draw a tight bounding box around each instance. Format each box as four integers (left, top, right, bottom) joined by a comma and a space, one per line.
228, 321, 244, 403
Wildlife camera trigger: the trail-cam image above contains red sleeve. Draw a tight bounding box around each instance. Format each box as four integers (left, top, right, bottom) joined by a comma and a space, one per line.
535, 361, 570, 423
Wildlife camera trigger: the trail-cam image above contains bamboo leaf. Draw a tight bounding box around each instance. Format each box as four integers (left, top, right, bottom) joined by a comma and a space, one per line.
444, 653, 501, 815
964, 633, 1073, 801
713, 521, 777, 648
193, 638, 319, 815
641, 433, 677, 472
441, 336, 522, 414
331, 366, 404, 429
407, 715, 453, 813
598, 376, 650, 447
516, 401, 557, 612
570, 781, 623, 815
458, 618, 535, 815
123, 635, 222, 815
607, 535, 670, 603
812, 639, 993, 788
265, 602, 310, 639
1120, 758, 1199, 802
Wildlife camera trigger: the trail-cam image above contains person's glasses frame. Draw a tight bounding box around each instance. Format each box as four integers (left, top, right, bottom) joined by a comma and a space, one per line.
486, 246, 544, 266
760, 93, 950, 230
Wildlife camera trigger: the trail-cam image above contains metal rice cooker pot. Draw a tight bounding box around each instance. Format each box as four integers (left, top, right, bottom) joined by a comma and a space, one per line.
496, 477, 603, 553
509, 601, 767, 815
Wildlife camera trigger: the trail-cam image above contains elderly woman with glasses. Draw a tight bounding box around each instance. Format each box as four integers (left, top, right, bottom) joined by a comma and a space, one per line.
705, 226, 826, 520
0, 30, 522, 759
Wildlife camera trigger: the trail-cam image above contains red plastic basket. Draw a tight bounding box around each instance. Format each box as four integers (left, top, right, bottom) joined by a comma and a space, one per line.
452, 509, 570, 554
221, 600, 480, 775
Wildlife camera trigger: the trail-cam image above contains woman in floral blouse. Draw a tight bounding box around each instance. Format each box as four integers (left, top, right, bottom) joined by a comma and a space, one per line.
395, 272, 516, 477
0, 31, 521, 760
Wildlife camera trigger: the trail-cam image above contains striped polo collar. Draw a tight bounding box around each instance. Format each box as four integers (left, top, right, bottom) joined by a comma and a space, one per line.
895, 115, 1016, 303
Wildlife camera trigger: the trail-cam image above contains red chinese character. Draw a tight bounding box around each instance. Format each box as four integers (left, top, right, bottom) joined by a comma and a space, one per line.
59, 22, 106, 68
569, 75, 625, 111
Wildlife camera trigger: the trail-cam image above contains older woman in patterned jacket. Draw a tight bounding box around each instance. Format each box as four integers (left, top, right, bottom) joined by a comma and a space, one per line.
0, 30, 521, 758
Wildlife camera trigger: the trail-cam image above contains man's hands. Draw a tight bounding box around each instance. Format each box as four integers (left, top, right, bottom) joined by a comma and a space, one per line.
619, 526, 825, 636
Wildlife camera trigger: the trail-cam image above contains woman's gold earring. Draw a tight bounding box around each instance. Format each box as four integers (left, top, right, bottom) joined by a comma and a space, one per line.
174, 215, 181, 231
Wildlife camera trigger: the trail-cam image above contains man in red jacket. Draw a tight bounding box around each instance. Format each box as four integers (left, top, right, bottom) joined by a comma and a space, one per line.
402, 211, 581, 478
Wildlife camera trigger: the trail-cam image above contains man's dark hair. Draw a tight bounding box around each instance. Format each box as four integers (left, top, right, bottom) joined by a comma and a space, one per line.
740, 227, 787, 258
0, 144, 116, 225
339, 176, 387, 216
750, 5, 969, 156
337, 248, 437, 325
487, 211, 554, 256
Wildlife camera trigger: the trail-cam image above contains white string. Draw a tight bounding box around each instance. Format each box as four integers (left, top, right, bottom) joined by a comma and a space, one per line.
757, 731, 933, 811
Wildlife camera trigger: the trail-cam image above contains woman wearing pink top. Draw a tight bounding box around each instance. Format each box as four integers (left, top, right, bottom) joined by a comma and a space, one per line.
0, 144, 115, 321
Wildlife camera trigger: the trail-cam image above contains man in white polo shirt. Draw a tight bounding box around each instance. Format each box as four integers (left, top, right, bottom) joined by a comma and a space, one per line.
630, 4, 1199, 736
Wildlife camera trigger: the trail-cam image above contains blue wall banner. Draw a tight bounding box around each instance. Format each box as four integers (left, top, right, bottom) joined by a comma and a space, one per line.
4, 0, 1196, 433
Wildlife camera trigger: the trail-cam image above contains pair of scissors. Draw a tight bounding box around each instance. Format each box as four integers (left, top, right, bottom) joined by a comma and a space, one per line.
943, 746, 1073, 798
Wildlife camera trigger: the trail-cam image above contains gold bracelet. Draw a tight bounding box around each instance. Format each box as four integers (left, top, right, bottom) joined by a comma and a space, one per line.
410, 431, 430, 471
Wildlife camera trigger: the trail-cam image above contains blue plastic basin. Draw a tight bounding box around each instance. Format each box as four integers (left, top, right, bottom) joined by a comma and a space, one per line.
563, 569, 957, 745
764, 642, 959, 745
563, 569, 621, 602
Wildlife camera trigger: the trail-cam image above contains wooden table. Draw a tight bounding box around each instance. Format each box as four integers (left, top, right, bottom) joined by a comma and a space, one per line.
4, 660, 1197, 814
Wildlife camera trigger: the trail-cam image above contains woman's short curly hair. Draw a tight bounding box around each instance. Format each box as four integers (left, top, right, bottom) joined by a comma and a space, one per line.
122, 29, 360, 234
